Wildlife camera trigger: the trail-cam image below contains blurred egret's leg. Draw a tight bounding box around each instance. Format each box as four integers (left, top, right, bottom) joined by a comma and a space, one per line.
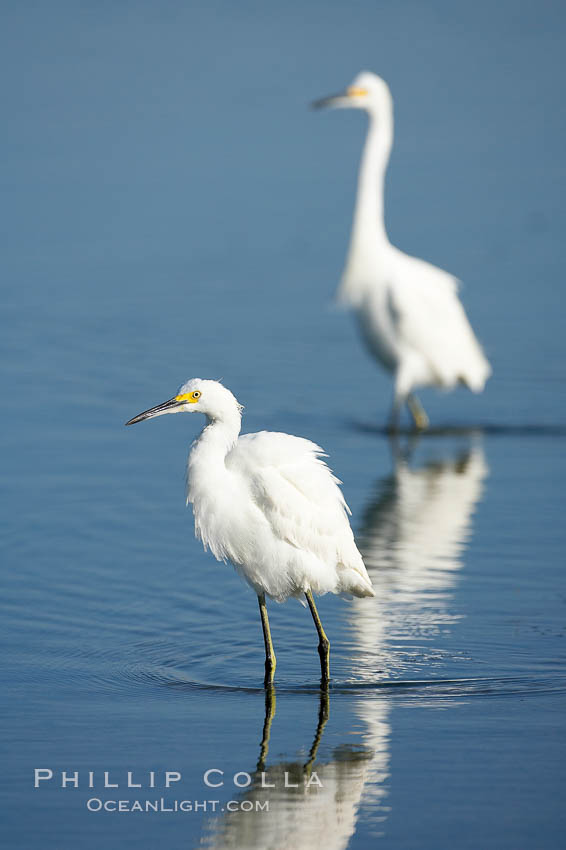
305, 590, 330, 686
258, 593, 276, 686
387, 393, 403, 433
388, 430, 420, 464
408, 393, 429, 430
386, 408, 400, 433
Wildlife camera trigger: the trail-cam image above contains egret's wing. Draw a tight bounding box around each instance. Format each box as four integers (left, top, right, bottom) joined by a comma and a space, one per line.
388, 254, 491, 390
227, 431, 349, 538
227, 432, 372, 594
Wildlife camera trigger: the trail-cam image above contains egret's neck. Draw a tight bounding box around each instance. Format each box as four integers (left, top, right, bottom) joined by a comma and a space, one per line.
338, 110, 393, 306
186, 408, 242, 553
189, 410, 241, 474
351, 112, 392, 250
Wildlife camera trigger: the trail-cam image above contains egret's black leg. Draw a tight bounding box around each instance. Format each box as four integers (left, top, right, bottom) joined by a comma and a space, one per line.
258, 593, 276, 686
305, 589, 330, 686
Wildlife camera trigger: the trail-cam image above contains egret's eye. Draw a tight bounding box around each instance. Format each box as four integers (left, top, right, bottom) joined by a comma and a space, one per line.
175, 390, 202, 403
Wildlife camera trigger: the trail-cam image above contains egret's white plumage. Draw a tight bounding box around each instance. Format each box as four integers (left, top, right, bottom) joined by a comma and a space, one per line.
126, 379, 373, 682
182, 380, 373, 601
314, 71, 491, 427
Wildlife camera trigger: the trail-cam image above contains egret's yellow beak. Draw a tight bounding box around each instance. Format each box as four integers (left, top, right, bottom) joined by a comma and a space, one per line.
311, 86, 368, 110
125, 397, 184, 426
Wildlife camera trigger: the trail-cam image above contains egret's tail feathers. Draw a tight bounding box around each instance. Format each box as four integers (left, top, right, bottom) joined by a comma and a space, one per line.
338, 566, 375, 598
459, 356, 492, 393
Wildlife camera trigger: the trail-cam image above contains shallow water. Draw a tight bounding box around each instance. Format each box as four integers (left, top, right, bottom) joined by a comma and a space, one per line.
2, 1, 566, 848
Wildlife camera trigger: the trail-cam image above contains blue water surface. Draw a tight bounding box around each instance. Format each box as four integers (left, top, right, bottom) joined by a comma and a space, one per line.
2, 1, 565, 848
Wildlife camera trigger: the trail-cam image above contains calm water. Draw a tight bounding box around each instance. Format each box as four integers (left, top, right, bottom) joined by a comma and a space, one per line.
2, 2, 566, 848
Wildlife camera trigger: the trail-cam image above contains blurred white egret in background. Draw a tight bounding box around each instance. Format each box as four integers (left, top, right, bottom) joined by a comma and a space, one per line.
313, 72, 491, 430
126, 379, 374, 685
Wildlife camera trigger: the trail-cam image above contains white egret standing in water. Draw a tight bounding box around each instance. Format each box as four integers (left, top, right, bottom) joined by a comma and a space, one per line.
313, 72, 491, 429
126, 379, 374, 685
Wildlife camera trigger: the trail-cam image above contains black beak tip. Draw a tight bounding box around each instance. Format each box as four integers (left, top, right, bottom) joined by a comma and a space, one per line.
124, 397, 179, 428
124, 413, 148, 426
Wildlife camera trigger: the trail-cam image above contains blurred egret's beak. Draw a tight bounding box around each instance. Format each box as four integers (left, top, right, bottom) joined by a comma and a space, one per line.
125, 397, 183, 426
311, 86, 368, 110
311, 91, 348, 110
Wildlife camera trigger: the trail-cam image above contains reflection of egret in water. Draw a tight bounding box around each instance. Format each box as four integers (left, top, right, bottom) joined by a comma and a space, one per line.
348, 441, 488, 837
348, 441, 489, 681
202, 689, 376, 850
